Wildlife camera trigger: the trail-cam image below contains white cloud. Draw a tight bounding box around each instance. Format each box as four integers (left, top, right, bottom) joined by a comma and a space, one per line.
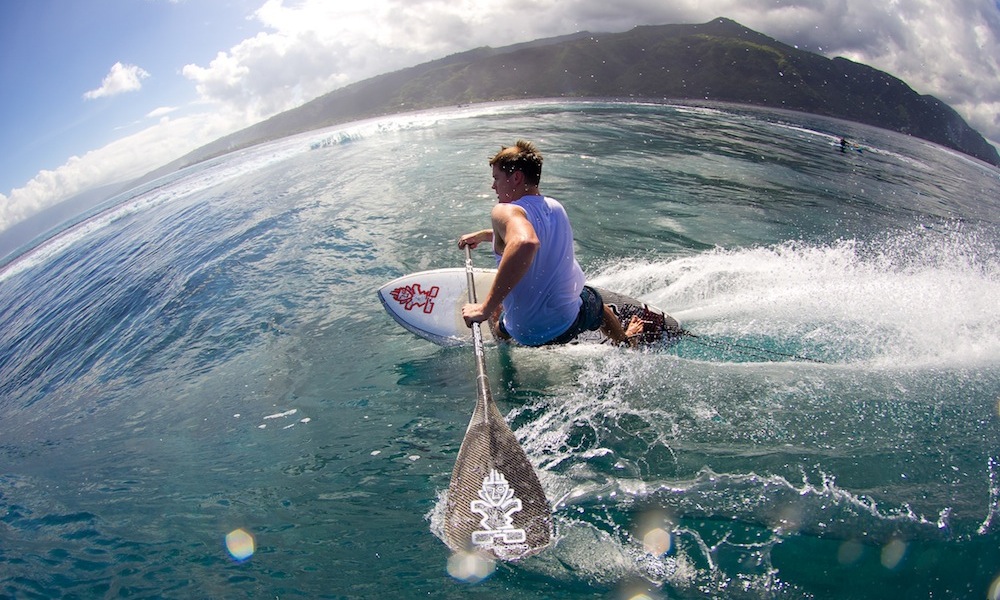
147, 106, 179, 119
178, 0, 561, 121
0, 109, 251, 232
83, 62, 151, 100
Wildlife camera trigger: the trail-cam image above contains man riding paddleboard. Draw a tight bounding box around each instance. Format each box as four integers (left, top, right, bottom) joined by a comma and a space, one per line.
458, 140, 642, 346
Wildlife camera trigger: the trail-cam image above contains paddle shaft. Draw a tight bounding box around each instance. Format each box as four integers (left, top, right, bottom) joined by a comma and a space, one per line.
464, 246, 492, 404
444, 246, 551, 560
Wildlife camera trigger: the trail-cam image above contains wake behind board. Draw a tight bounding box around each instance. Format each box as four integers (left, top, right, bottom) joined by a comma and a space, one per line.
377, 268, 682, 347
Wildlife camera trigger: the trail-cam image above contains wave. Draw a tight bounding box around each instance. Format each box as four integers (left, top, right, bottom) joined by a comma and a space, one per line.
457, 226, 1000, 590
483, 345, 999, 593
0, 132, 321, 283
588, 225, 1000, 368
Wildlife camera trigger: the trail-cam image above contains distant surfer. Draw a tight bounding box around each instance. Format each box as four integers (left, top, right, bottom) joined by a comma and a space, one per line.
840, 137, 863, 153
458, 140, 643, 346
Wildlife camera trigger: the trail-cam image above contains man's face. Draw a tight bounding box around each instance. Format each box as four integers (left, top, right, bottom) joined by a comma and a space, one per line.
491, 164, 519, 203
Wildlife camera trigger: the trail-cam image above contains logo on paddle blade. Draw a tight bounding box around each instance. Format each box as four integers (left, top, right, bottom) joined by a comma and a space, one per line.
470, 469, 527, 549
389, 283, 439, 313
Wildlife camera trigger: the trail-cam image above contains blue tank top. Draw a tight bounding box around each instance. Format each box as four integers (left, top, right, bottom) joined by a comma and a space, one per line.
496, 195, 585, 345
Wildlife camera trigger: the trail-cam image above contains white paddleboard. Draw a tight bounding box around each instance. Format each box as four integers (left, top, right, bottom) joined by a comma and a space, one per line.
377, 268, 496, 346
378, 268, 682, 347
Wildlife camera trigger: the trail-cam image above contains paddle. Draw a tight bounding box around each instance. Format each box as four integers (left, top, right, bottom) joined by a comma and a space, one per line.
443, 247, 552, 561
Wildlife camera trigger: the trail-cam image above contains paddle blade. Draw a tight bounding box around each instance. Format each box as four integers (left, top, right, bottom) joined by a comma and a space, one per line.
443, 395, 552, 561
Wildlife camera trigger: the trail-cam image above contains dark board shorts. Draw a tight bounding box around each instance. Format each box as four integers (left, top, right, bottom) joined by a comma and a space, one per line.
499, 286, 605, 346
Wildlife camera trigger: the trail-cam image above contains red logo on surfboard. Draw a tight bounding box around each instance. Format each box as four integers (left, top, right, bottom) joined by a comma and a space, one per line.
390, 284, 439, 313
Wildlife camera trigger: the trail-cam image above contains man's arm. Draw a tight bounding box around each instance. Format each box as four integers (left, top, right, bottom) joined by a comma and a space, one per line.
462, 204, 539, 325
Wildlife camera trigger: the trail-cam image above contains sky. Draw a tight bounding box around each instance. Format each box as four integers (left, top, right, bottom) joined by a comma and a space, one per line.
2, 0, 999, 236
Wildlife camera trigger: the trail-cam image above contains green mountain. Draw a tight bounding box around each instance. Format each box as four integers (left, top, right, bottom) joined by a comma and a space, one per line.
149, 18, 1000, 175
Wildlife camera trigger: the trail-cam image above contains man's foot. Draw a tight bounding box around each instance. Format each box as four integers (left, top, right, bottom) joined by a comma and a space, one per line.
625, 315, 644, 337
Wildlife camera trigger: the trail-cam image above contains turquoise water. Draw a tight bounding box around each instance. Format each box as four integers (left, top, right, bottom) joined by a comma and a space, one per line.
1, 101, 998, 598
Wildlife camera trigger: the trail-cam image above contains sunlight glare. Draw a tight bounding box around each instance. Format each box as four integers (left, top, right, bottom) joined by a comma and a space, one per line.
880, 538, 907, 569
837, 539, 864, 565
446, 551, 495, 583
642, 527, 673, 556
634, 509, 676, 556
988, 573, 1000, 600
225, 528, 255, 561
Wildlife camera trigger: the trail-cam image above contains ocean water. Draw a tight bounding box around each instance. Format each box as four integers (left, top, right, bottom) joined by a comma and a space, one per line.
1, 100, 998, 599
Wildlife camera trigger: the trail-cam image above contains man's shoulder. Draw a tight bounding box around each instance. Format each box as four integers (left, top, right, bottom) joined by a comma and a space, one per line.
491, 202, 529, 220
